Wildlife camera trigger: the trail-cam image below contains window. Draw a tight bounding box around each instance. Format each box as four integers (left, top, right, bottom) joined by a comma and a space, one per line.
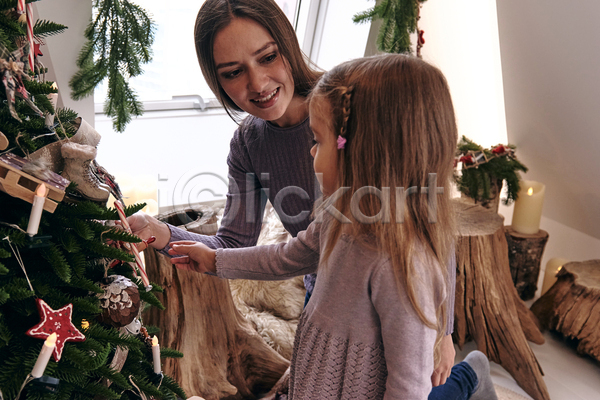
95, 0, 371, 213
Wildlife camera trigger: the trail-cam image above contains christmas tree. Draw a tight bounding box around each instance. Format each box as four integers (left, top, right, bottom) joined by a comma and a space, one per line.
0, 1, 184, 399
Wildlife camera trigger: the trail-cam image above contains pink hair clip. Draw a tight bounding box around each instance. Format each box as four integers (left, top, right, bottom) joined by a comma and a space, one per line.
337, 135, 346, 149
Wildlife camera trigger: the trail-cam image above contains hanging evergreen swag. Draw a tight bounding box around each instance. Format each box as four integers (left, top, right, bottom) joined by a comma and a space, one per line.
454, 136, 528, 206
69, 0, 155, 132
353, 0, 426, 54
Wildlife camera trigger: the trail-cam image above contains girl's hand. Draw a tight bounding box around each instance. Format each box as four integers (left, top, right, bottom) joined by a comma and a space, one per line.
431, 334, 455, 386
168, 241, 217, 275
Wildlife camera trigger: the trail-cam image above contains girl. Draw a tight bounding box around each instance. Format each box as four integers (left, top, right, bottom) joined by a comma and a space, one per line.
129, 0, 458, 386
168, 54, 497, 400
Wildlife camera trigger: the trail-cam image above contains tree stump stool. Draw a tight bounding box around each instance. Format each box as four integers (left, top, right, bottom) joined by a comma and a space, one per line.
504, 227, 549, 300
452, 199, 550, 400
143, 208, 289, 400
530, 260, 600, 362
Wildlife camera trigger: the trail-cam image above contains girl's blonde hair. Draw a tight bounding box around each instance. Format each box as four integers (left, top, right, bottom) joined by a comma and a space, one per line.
194, 0, 322, 122
310, 54, 457, 366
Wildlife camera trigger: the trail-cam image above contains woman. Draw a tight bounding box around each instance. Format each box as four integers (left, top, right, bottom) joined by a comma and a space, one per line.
130, 0, 465, 390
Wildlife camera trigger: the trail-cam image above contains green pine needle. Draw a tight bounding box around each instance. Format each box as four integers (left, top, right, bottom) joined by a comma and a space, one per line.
70, 0, 155, 132
33, 19, 68, 37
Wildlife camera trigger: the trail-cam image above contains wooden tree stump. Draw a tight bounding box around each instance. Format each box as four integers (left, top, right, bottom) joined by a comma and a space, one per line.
505, 227, 549, 300
452, 199, 549, 400
144, 248, 289, 399
530, 260, 600, 362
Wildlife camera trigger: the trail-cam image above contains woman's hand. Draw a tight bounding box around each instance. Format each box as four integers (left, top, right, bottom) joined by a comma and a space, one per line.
127, 211, 171, 250
431, 334, 456, 386
168, 241, 217, 275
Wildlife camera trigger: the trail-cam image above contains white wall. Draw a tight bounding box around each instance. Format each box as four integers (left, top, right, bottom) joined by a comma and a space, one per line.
35, 0, 95, 124
497, 0, 600, 241
95, 109, 238, 212
418, 0, 508, 148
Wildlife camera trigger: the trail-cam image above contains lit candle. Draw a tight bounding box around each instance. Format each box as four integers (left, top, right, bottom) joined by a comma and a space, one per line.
31, 332, 57, 378
27, 183, 47, 236
541, 257, 569, 295
511, 180, 545, 235
151, 335, 161, 373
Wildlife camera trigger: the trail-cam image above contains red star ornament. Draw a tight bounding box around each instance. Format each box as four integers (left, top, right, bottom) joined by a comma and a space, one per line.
26, 299, 86, 361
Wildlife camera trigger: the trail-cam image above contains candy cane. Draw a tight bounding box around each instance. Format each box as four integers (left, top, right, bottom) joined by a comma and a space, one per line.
26, 3, 34, 72
114, 200, 150, 288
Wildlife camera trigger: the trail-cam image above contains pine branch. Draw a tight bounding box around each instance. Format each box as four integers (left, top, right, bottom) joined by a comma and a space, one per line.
71, 276, 104, 294
160, 347, 183, 359
85, 240, 135, 262
81, 381, 121, 399
33, 19, 67, 37
63, 339, 111, 371
70, 0, 155, 132
138, 288, 165, 310
93, 365, 132, 390
0, 289, 9, 305
159, 374, 187, 400
42, 244, 72, 283
354, 0, 425, 54
0, 316, 11, 345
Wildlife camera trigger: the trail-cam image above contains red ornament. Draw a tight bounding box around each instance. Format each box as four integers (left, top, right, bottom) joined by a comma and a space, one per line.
26, 299, 86, 361
418, 30, 426, 45
492, 144, 506, 155
33, 42, 43, 57
460, 155, 474, 165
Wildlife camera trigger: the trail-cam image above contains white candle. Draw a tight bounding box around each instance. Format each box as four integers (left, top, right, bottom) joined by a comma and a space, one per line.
31, 332, 57, 378
45, 93, 58, 127
511, 180, 545, 235
27, 183, 47, 236
152, 335, 161, 373
541, 257, 569, 295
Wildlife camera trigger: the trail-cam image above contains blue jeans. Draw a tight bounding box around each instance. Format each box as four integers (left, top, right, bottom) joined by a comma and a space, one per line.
428, 361, 479, 400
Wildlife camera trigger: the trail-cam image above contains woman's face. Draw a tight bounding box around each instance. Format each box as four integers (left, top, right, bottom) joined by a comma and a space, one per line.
213, 17, 300, 127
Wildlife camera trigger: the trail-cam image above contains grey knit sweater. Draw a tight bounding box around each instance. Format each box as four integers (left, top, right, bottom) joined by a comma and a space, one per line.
215, 219, 446, 399
163, 116, 319, 292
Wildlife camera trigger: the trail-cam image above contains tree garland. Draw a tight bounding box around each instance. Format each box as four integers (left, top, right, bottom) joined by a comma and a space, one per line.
454, 136, 528, 206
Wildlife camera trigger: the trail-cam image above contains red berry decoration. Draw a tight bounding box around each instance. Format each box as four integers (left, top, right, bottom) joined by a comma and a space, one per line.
460, 155, 474, 165
492, 144, 506, 155
418, 30, 426, 45
26, 299, 86, 361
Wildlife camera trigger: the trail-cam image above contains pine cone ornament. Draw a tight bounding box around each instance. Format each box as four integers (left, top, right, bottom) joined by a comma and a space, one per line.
97, 275, 141, 328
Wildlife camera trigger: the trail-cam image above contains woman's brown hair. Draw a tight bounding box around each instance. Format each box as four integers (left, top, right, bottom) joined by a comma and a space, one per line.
194, 0, 322, 121
310, 54, 458, 366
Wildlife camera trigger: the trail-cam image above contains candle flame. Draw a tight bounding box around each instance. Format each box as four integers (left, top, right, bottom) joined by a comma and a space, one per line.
81, 319, 89, 330
527, 187, 533, 196
45, 332, 57, 346
36, 183, 47, 197
152, 335, 159, 346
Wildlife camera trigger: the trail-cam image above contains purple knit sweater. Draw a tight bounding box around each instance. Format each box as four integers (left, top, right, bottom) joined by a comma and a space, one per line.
215, 219, 447, 399
161, 115, 455, 333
